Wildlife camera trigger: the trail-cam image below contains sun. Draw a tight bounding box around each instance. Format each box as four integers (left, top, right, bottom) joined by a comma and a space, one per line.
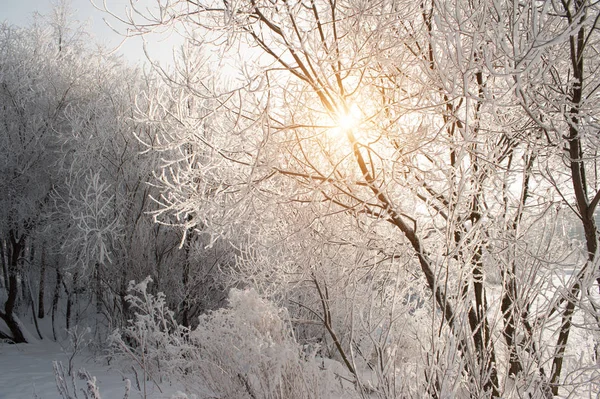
328, 103, 363, 140
336, 103, 362, 131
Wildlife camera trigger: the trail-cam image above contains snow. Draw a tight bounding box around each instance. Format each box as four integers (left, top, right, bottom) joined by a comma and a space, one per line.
0, 340, 166, 399
0, 339, 355, 399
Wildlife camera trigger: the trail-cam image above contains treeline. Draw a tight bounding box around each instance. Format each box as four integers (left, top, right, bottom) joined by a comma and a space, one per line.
3, 0, 600, 397
0, 14, 230, 344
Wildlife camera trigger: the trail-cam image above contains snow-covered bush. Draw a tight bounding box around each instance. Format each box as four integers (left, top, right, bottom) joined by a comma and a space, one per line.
110, 279, 352, 398
108, 277, 195, 391
189, 288, 324, 398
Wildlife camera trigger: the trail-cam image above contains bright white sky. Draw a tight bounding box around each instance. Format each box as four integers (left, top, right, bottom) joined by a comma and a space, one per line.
0, 0, 181, 65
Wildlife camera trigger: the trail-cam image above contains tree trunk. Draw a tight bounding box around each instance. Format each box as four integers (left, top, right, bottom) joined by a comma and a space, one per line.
27, 277, 43, 340
95, 262, 102, 316
181, 227, 193, 328
0, 231, 27, 343
551, 5, 596, 393
51, 266, 61, 341
119, 262, 129, 329
65, 290, 72, 332
0, 310, 26, 344
64, 268, 75, 333
0, 239, 7, 288
37, 243, 46, 319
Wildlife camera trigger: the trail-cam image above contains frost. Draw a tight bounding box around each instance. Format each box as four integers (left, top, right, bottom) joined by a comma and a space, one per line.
110, 282, 354, 398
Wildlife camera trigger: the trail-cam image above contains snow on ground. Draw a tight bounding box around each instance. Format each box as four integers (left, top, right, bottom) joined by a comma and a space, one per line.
0, 340, 170, 399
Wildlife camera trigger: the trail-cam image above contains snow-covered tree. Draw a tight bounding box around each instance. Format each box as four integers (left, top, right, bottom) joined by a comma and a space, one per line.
0, 18, 87, 342
114, 0, 600, 396
0, 9, 189, 342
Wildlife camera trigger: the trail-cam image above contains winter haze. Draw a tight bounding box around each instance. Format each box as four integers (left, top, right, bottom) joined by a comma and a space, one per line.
1, 1, 600, 398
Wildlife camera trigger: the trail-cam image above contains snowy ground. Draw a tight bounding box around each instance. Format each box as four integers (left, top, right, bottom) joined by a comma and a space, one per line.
0, 340, 170, 399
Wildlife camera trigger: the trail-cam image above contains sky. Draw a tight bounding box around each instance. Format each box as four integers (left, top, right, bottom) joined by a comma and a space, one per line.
0, 0, 180, 65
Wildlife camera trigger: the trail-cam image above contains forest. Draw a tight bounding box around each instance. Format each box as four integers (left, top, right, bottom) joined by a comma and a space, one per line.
1, 0, 600, 398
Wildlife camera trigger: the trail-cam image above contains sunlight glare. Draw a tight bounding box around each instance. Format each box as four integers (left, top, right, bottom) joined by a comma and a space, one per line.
337, 103, 362, 131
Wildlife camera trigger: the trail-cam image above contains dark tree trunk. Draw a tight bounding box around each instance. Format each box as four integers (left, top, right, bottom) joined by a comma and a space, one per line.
119, 262, 129, 329
64, 268, 75, 332
551, 4, 596, 393
180, 227, 193, 328
51, 266, 61, 341
0, 239, 7, 288
27, 277, 43, 340
37, 244, 46, 319
95, 262, 102, 316
0, 231, 28, 343
0, 309, 26, 343
65, 291, 72, 332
